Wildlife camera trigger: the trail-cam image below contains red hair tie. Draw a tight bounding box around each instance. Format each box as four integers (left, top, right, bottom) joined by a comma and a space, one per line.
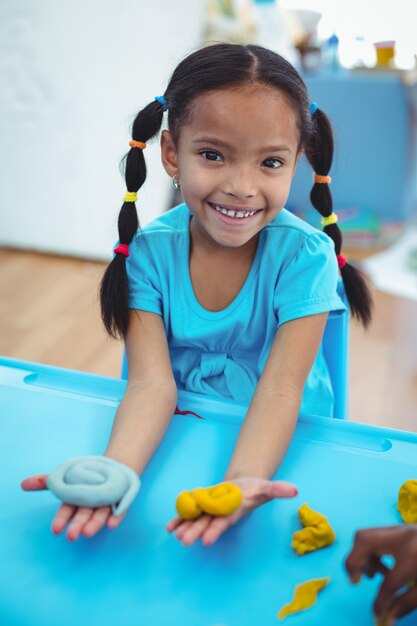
337, 254, 347, 268
114, 243, 130, 258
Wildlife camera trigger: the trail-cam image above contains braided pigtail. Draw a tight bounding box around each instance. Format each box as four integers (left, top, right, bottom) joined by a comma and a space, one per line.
305, 106, 373, 328
100, 98, 167, 339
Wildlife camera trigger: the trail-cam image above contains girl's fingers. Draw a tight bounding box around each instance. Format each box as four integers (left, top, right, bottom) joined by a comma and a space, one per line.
66, 507, 95, 542
51, 503, 77, 535
83, 507, 112, 537
175, 520, 193, 541
53, 504, 125, 538
167, 516, 183, 533
202, 515, 231, 546
263, 480, 298, 499
167, 478, 298, 547
180, 515, 212, 546
21, 474, 49, 491
107, 511, 127, 530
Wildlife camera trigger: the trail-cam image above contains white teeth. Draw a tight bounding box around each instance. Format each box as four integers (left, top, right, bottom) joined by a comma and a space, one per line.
212, 204, 258, 219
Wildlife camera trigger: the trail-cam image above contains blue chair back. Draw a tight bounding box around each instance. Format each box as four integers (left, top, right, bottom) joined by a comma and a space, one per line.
322, 279, 350, 419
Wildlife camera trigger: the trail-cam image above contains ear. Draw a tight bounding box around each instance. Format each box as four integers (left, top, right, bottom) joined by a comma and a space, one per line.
161, 130, 179, 178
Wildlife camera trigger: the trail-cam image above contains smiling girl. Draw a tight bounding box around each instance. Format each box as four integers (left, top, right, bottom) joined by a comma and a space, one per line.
23, 43, 372, 545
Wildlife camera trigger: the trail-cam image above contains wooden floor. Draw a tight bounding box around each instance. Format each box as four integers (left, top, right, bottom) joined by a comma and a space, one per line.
1, 247, 416, 432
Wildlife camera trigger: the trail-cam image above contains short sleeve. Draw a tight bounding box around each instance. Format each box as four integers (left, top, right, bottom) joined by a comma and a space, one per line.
125, 234, 163, 316
274, 232, 346, 327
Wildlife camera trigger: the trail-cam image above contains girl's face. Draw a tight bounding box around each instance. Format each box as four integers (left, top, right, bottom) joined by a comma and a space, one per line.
161, 83, 302, 251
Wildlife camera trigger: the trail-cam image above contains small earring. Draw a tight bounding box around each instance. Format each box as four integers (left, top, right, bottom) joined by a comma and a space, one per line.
172, 176, 180, 190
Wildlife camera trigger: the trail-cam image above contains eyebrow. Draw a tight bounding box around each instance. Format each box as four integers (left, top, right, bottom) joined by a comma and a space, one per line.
192, 137, 292, 153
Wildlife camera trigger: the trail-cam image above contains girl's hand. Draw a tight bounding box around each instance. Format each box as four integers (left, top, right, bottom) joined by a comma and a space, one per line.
21, 474, 126, 540
345, 525, 417, 623
167, 477, 297, 547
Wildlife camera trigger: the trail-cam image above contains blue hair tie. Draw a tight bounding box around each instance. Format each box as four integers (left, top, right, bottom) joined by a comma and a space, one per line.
154, 96, 168, 111
309, 102, 319, 115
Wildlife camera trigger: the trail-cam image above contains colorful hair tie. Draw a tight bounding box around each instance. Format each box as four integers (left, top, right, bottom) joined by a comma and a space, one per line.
337, 254, 347, 269
310, 102, 319, 115
314, 173, 332, 184
123, 191, 137, 203
321, 213, 338, 227
114, 244, 130, 258
128, 140, 146, 149
154, 96, 168, 111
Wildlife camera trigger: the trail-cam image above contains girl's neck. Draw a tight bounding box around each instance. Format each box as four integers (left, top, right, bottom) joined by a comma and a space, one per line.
188, 215, 260, 312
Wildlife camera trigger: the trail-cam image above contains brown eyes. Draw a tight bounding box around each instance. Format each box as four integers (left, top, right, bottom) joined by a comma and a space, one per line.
199, 150, 283, 169
199, 150, 222, 161
263, 158, 283, 169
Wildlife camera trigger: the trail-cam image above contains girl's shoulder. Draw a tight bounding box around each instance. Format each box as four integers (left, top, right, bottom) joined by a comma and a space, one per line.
264, 208, 334, 255
135, 203, 189, 239
267, 208, 325, 238
130, 203, 189, 254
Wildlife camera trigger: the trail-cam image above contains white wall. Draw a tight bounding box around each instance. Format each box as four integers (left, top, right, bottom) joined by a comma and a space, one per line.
0, 0, 205, 260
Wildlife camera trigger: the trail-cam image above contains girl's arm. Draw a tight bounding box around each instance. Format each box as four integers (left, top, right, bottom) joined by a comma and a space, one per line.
104, 309, 178, 474
225, 312, 328, 481
22, 309, 177, 540
168, 312, 328, 547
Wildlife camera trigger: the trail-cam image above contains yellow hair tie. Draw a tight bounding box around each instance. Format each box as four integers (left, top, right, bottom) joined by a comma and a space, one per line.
314, 173, 332, 184
123, 191, 137, 203
321, 213, 338, 227
128, 140, 146, 149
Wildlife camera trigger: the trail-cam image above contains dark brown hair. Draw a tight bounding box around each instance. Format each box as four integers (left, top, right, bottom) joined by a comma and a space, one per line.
101, 43, 372, 339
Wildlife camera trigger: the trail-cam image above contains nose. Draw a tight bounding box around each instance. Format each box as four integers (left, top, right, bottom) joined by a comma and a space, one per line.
222, 166, 257, 199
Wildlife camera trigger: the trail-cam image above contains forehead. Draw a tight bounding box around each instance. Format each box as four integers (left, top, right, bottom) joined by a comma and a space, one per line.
181, 83, 300, 149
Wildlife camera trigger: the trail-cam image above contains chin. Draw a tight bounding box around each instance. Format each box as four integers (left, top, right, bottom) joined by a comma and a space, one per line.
216, 235, 254, 249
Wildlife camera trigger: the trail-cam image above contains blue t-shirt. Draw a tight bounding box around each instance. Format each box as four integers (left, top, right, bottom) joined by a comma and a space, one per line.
126, 203, 346, 416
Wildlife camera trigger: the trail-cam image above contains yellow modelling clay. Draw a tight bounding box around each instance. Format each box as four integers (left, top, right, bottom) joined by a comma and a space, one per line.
397, 480, 417, 523
176, 483, 243, 520
277, 577, 330, 620
175, 491, 202, 520
292, 503, 336, 555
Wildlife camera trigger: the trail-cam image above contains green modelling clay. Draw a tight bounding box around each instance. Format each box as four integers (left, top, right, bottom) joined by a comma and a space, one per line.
47, 456, 140, 515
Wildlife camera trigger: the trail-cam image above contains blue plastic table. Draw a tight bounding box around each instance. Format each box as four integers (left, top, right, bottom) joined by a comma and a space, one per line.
1, 356, 417, 626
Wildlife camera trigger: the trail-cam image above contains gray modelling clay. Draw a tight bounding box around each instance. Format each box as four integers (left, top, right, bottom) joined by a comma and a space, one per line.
46, 456, 140, 515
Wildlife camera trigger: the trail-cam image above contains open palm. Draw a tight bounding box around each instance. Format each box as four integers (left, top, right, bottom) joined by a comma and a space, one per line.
21, 474, 126, 540
167, 476, 298, 547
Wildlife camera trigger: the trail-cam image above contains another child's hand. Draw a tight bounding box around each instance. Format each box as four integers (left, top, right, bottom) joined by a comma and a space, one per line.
345, 525, 417, 622
21, 474, 126, 540
167, 477, 297, 547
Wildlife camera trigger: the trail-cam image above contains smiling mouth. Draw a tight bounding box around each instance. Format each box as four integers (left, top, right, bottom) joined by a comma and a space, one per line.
208, 202, 263, 219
